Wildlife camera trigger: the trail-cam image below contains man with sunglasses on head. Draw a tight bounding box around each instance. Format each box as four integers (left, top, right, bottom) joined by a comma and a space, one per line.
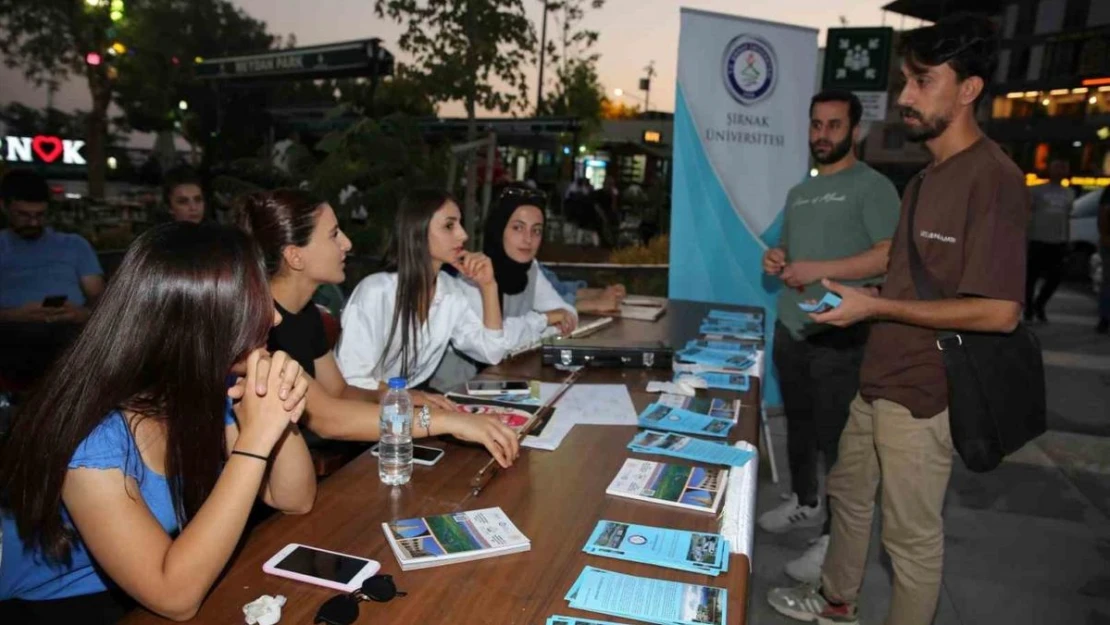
769, 14, 1028, 625
0, 169, 104, 382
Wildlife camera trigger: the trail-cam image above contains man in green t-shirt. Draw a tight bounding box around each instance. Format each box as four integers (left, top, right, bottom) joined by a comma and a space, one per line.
759, 90, 901, 584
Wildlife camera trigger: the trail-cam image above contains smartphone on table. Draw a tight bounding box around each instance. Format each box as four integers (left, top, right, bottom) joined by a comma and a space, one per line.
371, 443, 445, 466
465, 379, 530, 397
262, 543, 380, 592
42, 295, 68, 308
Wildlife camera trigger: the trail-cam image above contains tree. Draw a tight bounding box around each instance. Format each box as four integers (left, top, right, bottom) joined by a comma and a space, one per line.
374, 0, 537, 227
600, 97, 640, 120
110, 0, 273, 172
0, 1, 123, 198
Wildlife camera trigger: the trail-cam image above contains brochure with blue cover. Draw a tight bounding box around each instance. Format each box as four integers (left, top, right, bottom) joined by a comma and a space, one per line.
547, 617, 628, 625
582, 520, 730, 576
698, 320, 762, 340
685, 338, 757, 355
656, 393, 738, 421
637, 403, 734, 438
673, 372, 751, 393
629, 430, 755, 468
606, 458, 728, 514
707, 309, 761, 323
565, 566, 728, 625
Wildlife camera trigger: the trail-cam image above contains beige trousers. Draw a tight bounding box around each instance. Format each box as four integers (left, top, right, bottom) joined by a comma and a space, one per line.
821, 394, 954, 625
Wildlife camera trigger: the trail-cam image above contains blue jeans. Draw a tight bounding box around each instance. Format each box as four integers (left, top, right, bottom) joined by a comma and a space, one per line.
1100, 246, 1110, 321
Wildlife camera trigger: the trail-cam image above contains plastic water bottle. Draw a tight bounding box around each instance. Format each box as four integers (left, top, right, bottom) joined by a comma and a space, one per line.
379, 377, 413, 485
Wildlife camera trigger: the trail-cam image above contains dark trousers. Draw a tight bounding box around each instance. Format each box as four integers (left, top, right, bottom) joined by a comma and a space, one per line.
772, 321, 867, 534
1025, 241, 1067, 315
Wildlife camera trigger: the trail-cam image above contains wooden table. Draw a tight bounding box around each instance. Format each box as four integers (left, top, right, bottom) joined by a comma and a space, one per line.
121, 299, 762, 625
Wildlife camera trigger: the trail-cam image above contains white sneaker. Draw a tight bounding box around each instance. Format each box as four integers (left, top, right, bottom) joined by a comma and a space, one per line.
758, 494, 823, 533
785, 534, 830, 584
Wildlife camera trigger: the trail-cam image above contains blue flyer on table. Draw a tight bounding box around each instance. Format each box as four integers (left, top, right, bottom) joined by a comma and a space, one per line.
629, 430, 755, 468
685, 338, 757, 355
583, 519, 729, 575
547, 617, 628, 625
699, 320, 762, 340
675, 372, 751, 392
637, 403, 734, 438
675, 347, 756, 372
565, 566, 728, 625
707, 309, 761, 323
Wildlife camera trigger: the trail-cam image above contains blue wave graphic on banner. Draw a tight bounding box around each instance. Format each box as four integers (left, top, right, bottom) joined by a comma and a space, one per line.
669, 85, 783, 406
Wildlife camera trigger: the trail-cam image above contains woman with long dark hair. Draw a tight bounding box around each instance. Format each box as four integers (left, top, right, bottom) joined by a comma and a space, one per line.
430, 186, 578, 390
235, 189, 519, 467
0, 223, 315, 623
334, 189, 519, 465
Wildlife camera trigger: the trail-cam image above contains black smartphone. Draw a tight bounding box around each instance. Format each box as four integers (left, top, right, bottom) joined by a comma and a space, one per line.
42, 295, 68, 308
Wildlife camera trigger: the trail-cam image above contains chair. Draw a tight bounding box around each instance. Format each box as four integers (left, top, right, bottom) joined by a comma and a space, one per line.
310, 305, 364, 478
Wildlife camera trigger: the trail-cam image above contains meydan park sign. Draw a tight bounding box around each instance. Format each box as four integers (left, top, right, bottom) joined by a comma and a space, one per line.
0, 135, 87, 166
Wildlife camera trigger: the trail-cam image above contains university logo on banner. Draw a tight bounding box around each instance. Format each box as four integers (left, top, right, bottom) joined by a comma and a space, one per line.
722, 34, 777, 106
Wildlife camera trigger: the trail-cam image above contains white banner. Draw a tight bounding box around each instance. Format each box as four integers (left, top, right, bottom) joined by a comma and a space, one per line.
669, 9, 818, 406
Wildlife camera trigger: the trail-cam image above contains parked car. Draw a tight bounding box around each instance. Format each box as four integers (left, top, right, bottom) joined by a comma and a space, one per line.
1067, 189, 1104, 281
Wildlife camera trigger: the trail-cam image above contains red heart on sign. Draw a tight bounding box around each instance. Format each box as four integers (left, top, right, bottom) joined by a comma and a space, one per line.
32, 135, 63, 163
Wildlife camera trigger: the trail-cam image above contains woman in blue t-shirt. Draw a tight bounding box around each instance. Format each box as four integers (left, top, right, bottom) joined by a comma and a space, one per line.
0, 223, 316, 623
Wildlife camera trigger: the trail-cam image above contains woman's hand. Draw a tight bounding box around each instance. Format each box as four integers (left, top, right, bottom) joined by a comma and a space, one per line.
230, 350, 309, 456
439, 412, 520, 468
410, 390, 458, 411
545, 309, 577, 335
455, 252, 497, 289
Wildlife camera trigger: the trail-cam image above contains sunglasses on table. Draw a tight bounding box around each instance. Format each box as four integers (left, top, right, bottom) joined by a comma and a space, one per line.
314, 574, 407, 625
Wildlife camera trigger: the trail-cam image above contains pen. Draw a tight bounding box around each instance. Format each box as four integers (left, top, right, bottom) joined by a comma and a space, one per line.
469, 367, 585, 497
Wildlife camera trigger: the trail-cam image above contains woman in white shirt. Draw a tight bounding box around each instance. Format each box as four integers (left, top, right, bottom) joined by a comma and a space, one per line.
336, 189, 517, 443
430, 186, 578, 390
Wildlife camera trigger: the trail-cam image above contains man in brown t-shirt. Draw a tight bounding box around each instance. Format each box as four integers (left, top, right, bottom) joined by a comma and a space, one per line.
769, 15, 1029, 625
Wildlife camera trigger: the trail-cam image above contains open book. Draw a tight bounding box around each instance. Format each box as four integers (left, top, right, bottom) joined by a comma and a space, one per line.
606, 458, 728, 514
382, 507, 530, 570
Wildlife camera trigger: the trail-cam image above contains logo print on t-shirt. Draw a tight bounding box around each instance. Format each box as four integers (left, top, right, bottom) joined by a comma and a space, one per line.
920, 230, 957, 244
793, 192, 847, 207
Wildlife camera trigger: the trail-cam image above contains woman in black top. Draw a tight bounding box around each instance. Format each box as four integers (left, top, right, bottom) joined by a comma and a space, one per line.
234, 189, 518, 466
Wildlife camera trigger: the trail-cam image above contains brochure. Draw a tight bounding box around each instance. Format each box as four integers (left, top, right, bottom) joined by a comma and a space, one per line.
637, 403, 735, 438
675, 346, 758, 372
381, 507, 530, 571
673, 372, 751, 393
656, 393, 738, 421
629, 430, 755, 468
606, 458, 728, 514
707, 309, 760, 323
684, 338, 757, 355
564, 566, 728, 625
583, 520, 730, 576
547, 617, 629, 625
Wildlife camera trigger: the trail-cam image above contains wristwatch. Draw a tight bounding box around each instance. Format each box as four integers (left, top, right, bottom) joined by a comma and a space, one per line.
418, 405, 431, 436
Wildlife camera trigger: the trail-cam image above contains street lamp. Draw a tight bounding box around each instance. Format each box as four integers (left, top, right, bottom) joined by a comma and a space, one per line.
612, 87, 644, 103
178, 100, 188, 111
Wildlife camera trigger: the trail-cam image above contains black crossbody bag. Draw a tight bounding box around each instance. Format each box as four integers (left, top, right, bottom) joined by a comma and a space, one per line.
903, 173, 1046, 473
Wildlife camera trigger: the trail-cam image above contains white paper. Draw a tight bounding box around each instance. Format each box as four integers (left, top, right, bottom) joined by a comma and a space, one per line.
538, 383, 638, 426
719, 441, 758, 568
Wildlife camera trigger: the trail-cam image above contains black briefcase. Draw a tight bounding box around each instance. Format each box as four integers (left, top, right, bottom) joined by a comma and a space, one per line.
541, 338, 674, 369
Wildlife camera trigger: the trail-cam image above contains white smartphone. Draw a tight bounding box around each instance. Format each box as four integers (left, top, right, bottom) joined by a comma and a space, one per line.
370, 443, 446, 466
262, 543, 380, 593
465, 379, 531, 396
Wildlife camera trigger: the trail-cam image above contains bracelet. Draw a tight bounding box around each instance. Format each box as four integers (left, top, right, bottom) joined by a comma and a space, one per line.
418, 405, 432, 436
231, 449, 270, 462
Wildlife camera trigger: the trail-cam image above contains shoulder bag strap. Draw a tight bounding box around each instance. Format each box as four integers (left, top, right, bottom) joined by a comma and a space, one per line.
903, 171, 960, 345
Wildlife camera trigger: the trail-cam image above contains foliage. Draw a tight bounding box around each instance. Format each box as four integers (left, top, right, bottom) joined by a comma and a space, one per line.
608, 235, 669, 264
600, 97, 640, 120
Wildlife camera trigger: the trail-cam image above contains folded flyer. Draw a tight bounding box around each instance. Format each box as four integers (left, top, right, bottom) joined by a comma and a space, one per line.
675, 346, 758, 372
547, 617, 628, 625
583, 520, 731, 576
685, 338, 757, 355
565, 566, 728, 625
629, 430, 755, 468
638, 403, 734, 438
382, 507, 530, 570
656, 393, 738, 421
606, 458, 728, 514
707, 309, 760, 323
674, 372, 751, 393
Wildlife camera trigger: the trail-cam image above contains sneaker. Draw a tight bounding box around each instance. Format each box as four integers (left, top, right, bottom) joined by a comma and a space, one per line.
767, 585, 859, 624
758, 494, 823, 533
785, 534, 830, 584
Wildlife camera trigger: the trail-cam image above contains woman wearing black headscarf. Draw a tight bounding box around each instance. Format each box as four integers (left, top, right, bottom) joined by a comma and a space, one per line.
429, 186, 577, 391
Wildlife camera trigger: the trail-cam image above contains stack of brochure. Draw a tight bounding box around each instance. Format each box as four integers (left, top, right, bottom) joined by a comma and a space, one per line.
672, 370, 751, 393
381, 507, 530, 571
698, 309, 763, 341
628, 430, 755, 468
656, 393, 740, 422
606, 458, 728, 514
582, 520, 731, 576
637, 403, 735, 438
563, 566, 728, 625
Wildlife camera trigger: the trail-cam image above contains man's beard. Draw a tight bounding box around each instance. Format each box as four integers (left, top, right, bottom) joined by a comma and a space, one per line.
809, 134, 854, 165
14, 226, 44, 240
902, 107, 951, 142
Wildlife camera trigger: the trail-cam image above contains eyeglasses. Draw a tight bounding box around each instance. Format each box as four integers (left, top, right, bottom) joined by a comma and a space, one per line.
314, 574, 407, 625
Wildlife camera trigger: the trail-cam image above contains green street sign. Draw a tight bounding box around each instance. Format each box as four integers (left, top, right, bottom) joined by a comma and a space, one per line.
822, 27, 894, 92
195, 39, 394, 82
